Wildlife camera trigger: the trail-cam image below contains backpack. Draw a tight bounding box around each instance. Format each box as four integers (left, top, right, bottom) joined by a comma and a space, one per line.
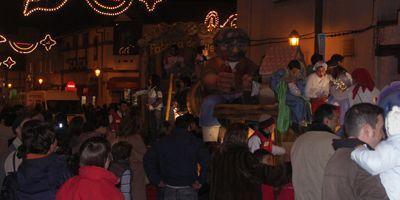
1, 152, 19, 200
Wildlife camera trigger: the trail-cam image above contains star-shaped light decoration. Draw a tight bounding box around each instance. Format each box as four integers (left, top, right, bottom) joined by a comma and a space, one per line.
40, 34, 56, 51
3, 57, 16, 69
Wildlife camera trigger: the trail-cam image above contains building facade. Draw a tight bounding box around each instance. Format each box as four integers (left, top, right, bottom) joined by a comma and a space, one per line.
26, 16, 142, 105
238, 0, 400, 88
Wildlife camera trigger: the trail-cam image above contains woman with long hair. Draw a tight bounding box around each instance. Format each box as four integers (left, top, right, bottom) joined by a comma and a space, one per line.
112, 110, 148, 200
209, 123, 285, 200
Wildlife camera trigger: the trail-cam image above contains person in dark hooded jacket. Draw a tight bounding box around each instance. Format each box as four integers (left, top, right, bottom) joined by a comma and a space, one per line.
16, 119, 72, 200
209, 123, 285, 200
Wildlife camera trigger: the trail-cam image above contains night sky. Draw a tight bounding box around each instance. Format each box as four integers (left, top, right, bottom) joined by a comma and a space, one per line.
0, 0, 237, 37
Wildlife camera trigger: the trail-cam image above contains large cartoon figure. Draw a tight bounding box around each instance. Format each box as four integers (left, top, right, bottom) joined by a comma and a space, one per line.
199, 28, 259, 142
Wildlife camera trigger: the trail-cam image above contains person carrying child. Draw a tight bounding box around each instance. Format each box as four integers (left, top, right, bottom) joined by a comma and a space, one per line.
351, 105, 400, 200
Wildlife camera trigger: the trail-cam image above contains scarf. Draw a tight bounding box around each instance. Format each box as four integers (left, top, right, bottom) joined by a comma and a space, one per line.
352, 68, 375, 99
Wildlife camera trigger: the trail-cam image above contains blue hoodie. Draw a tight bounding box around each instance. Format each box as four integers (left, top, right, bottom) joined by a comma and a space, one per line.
17, 153, 72, 200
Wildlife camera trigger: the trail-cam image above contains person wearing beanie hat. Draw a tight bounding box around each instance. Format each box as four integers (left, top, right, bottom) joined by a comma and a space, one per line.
305, 61, 332, 113
247, 114, 286, 155
351, 106, 400, 200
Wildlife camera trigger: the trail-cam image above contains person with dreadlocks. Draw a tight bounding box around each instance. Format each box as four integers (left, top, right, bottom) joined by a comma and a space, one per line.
348, 68, 380, 107
199, 27, 259, 142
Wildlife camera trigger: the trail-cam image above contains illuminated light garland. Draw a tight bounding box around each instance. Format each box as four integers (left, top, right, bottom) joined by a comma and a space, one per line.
0, 35, 6, 43
9, 41, 39, 54
138, 0, 163, 12
85, 0, 133, 16
221, 14, 238, 29
23, 0, 69, 16
40, 34, 57, 51
93, 0, 125, 9
204, 11, 238, 32
204, 11, 219, 32
3, 57, 16, 69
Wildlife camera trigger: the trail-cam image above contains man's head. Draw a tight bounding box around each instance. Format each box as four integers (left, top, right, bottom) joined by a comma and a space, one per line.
344, 103, 384, 148
313, 104, 339, 132
311, 53, 324, 65
328, 54, 344, 66
257, 114, 275, 133
175, 114, 196, 131
287, 60, 301, 79
21, 120, 57, 155
79, 136, 111, 168
214, 28, 250, 62
111, 141, 132, 162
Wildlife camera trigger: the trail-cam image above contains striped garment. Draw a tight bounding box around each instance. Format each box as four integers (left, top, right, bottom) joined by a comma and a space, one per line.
120, 169, 132, 200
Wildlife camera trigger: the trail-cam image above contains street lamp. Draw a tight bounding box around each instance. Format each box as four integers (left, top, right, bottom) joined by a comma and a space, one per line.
7, 83, 12, 89
289, 30, 300, 46
38, 78, 44, 85
95, 68, 101, 77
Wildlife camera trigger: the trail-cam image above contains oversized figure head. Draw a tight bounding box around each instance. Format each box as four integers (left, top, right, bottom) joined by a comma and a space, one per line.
213, 28, 250, 62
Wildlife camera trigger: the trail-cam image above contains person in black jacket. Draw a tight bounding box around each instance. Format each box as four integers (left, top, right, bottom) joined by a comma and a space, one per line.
16, 119, 72, 200
143, 114, 210, 200
209, 123, 285, 200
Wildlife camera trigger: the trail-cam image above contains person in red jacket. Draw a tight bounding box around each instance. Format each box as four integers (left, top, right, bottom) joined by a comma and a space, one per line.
56, 137, 124, 200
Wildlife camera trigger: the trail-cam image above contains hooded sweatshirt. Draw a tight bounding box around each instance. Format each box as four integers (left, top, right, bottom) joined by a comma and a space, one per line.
56, 166, 124, 200
17, 153, 72, 200
351, 106, 400, 200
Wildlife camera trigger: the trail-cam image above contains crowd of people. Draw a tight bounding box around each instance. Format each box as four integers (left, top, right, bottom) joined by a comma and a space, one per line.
0, 35, 399, 200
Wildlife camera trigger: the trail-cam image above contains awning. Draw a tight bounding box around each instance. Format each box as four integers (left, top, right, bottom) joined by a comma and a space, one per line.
107, 77, 140, 90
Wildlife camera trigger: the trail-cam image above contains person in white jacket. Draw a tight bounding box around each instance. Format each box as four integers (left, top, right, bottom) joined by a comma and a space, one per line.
351, 105, 400, 200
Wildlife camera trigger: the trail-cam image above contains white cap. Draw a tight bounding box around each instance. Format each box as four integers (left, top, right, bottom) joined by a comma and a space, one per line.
385, 106, 400, 137
313, 61, 328, 71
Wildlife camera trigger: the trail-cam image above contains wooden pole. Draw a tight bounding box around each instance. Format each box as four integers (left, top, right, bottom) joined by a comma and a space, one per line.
165, 73, 174, 121
314, 0, 323, 53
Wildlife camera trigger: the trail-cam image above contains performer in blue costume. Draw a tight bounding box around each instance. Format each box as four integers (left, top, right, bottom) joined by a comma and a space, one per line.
270, 60, 311, 130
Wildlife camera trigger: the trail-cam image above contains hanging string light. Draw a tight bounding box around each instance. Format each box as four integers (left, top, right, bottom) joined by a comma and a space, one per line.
204, 11, 238, 32
221, 14, 238, 29
85, 0, 134, 16
3, 57, 16, 69
0, 35, 6, 43
2, 34, 56, 54
9, 41, 39, 54
139, 0, 163, 12
23, 0, 69, 16
204, 11, 219, 32
40, 34, 57, 51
